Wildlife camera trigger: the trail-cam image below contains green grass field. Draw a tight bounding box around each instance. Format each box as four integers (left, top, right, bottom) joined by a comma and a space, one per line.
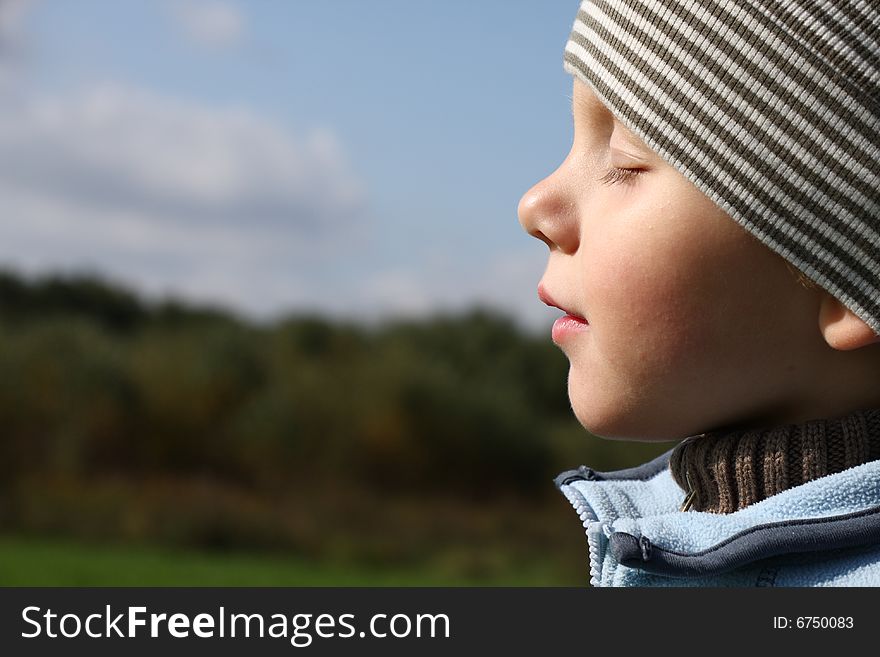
0, 536, 579, 586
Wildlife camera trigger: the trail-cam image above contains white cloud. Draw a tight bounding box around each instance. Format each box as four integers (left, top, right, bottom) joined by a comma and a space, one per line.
359, 270, 436, 317
170, 0, 244, 49
0, 81, 547, 328
0, 2, 545, 330
351, 248, 555, 332
0, 85, 364, 231
0, 84, 369, 317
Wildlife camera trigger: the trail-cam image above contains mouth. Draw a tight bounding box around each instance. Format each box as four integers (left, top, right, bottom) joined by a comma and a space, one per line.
537, 283, 587, 321
538, 283, 589, 344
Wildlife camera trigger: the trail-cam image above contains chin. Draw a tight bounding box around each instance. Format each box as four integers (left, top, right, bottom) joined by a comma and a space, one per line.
568, 367, 690, 442
568, 389, 679, 442
575, 416, 642, 441
570, 398, 634, 440
567, 372, 635, 439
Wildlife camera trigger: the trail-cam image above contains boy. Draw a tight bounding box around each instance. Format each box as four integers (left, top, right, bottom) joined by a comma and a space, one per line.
518, 0, 880, 586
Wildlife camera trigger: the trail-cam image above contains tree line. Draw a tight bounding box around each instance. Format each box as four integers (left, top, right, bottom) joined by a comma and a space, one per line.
0, 269, 667, 561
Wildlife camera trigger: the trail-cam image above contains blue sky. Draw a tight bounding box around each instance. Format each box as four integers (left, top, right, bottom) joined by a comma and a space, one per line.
0, 0, 578, 330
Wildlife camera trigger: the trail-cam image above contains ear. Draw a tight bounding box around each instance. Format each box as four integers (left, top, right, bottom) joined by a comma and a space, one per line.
818, 292, 880, 351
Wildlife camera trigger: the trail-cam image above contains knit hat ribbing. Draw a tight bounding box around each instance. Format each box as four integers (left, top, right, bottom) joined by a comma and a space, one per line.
563, 0, 880, 335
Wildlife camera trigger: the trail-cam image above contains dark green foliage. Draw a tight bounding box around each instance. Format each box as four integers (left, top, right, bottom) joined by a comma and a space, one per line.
0, 268, 235, 333
0, 270, 669, 564
0, 269, 148, 333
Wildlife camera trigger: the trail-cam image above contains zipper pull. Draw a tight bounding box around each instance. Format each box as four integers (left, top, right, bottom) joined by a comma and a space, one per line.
680, 470, 696, 512
676, 432, 705, 513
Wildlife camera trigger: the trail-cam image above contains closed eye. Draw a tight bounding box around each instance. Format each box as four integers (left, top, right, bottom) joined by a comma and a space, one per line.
598, 167, 643, 186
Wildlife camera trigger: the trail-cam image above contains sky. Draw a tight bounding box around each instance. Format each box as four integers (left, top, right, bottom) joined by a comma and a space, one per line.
0, 0, 578, 331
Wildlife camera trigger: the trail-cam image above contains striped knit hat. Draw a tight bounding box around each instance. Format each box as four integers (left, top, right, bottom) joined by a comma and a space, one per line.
563, 0, 880, 335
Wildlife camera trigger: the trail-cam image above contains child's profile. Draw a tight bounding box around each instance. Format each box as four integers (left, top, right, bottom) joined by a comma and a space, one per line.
519, 0, 880, 586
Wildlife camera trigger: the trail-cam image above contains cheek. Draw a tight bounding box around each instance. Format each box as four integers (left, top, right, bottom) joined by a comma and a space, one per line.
585, 221, 716, 374
564, 242, 710, 441
568, 186, 770, 421
563, 175, 811, 439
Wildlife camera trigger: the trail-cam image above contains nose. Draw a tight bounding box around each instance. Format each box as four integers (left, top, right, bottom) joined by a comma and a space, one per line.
517, 159, 579, 253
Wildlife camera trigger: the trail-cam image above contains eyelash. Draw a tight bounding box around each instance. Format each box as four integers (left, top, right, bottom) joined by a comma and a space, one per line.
598, 167, 643, 187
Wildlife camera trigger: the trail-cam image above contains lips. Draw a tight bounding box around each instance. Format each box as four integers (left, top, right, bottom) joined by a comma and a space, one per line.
538, 283, 589, 344
537, 283, 587, 322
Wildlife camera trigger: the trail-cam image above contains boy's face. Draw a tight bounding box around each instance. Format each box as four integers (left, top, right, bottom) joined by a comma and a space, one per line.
518, 78, 827, 441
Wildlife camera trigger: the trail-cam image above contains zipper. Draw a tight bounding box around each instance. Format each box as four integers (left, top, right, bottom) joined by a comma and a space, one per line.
680, 470, 696, 512
675, 433, 704, 512
560, 483, 605, 587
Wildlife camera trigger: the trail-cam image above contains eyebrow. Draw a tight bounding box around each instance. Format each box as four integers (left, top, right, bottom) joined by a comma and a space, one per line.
568, 83, 611, 114
613, 121, 646, 148
570, 91, 608, 118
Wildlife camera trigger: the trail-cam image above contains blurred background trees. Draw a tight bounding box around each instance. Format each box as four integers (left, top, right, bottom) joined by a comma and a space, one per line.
0, 269, 669, 584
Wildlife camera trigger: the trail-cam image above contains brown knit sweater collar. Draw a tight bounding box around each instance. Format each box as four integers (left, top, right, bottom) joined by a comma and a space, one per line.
669, 408, 880, 514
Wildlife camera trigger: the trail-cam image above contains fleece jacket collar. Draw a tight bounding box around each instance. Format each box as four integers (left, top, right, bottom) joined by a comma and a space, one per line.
555, 450, 880, 586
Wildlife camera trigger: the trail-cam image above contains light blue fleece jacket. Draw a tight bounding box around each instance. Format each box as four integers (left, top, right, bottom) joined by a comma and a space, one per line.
555, 451, 880, 587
